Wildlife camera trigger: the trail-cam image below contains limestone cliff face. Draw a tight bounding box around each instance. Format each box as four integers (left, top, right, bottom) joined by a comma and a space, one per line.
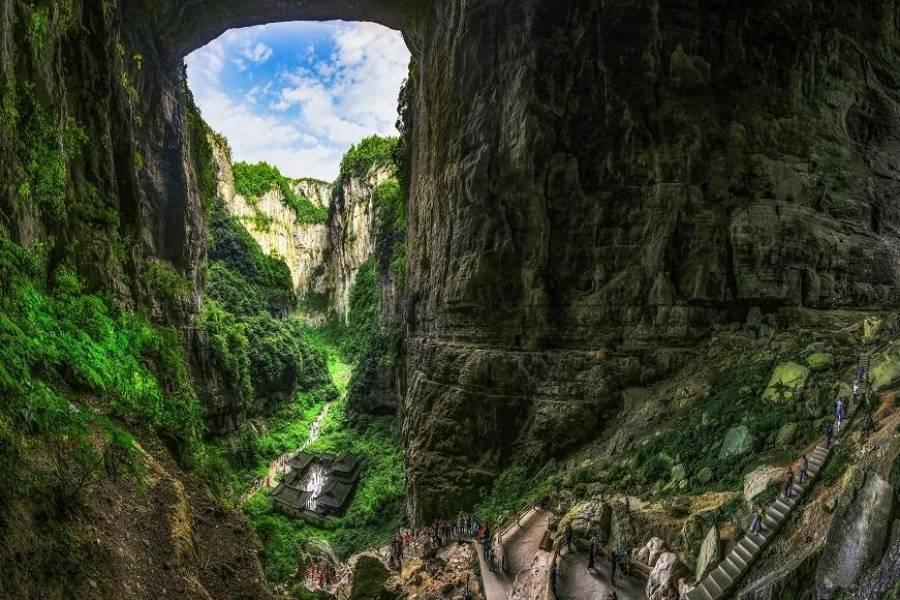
318, 166, 396, 320
8, 0, 900, 537
208, 139, 331, 321
0, 0, 205, 324
401, 0, 900, 519
207, 136, 395, 324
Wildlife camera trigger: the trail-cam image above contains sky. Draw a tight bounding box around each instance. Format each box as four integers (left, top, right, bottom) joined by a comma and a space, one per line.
185, 21, 410, 181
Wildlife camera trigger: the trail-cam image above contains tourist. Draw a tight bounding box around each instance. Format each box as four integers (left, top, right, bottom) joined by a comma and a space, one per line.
624, 497, 630, 513
799, 454, 809, 484
610, 548, 618, 586
783, 468, 794, 498
618, 547, 630, 576
857, 364, 865, 383
564, 522, 574, 553
835, 397, 843, 427
750, 508, 763, 534
826, 422, 834, 449
549, 564, 558, 596
482, 534, 492, 562
587, 534, 597, 572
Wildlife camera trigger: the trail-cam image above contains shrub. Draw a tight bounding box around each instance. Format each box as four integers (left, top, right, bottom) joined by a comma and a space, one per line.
233, 161, 327, 224
339, 135, 398, 179
474, 464, 549, 525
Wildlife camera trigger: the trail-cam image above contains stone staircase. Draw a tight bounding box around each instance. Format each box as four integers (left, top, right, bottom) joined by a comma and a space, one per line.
685, 357, 869, 600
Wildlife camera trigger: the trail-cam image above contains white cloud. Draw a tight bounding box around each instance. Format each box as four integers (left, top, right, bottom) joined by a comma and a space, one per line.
275, 22, 409, 145
242, 42, 273, 64
186, 22, 409, 180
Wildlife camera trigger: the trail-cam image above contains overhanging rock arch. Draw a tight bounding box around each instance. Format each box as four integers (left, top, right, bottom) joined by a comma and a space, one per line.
137, 0, 416, 63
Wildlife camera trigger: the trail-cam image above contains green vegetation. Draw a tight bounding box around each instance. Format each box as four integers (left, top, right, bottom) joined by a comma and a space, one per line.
233, 161, 328, 224
0, 233, 210, 535
339, 135, 398, 179
322, 259, 380, 363
373, 180, 406, 292
630, 362, 819, 495
474, 464, 550, 525
140, 259, 193, 307
244, 412, 404, 582
205, 197, 296, 315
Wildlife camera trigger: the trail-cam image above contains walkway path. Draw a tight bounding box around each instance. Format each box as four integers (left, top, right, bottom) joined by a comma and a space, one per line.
556, 548, 646, 600
686, 353, 871, 600
474, 506, 553, 600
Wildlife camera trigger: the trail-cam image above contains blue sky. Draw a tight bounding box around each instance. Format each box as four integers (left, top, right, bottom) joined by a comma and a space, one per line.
185, 22, 409, 181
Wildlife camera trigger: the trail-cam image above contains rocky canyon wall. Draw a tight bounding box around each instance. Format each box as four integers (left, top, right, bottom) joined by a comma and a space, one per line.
207, 135, 396, 324
402, 0, 900, 518
7, 0, 900, 525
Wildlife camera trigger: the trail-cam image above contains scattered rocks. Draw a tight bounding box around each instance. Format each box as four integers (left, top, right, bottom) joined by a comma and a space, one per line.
637, 537, 669, 568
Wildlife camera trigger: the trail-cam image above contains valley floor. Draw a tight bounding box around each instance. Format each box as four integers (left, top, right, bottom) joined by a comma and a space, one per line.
235, 325, 405, 593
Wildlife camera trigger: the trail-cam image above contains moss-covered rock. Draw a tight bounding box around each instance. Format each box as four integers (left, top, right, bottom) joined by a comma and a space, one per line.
349, 555, 396, 600
719, 425, 754, 460
805, 352, 834, 371
762, 362, 810, 402
695, 525, 721, 582
558, 499, 612, 543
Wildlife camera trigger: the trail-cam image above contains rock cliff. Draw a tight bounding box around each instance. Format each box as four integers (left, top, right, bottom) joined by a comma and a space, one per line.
402, 0, 900, 519
209, 135, 396, 325
4, 5, 900, 598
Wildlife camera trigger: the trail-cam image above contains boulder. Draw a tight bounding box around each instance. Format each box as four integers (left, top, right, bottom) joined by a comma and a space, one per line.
806, 352, 834, 371
637, 537, 668, 567
695, 526, 721, 582
761, 362, 809, 402
558, 499, 612, 543
719, 425, 754, 460
679, 516, 705, 569
350, 555, 396, 600
816, 472, 895, 597
871, 341, 900, 391
646, 551, 688, 600
744, 466, 782, 502
862, 316, 882, 340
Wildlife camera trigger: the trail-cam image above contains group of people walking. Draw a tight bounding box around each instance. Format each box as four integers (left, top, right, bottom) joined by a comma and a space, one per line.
304, 562, 339, 589
553, 522, 628, 597
750, 359, 878, 536
386, 514, 488, 571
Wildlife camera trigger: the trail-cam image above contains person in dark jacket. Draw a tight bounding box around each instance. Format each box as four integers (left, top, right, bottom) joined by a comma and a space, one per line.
587, 534, 597, 572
